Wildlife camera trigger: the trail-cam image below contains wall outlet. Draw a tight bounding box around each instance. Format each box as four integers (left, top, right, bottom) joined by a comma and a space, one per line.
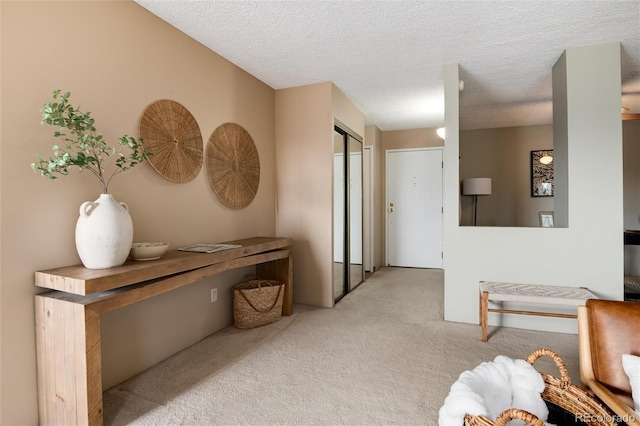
210, 288, 217, 302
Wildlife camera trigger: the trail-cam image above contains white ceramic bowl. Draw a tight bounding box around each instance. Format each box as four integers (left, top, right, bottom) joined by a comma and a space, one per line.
130, 242, 169, 261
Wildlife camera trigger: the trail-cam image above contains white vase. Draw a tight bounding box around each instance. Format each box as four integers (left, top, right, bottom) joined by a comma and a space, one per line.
75, 194, 133, 269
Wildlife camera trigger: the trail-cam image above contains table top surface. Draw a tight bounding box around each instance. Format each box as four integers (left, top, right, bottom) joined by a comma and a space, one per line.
35, 236, 292, 295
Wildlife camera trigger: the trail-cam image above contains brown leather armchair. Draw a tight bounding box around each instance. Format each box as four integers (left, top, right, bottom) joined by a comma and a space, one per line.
578, 298, 640, 424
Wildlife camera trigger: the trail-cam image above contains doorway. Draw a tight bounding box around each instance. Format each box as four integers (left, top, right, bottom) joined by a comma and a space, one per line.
386, 148, 443, 268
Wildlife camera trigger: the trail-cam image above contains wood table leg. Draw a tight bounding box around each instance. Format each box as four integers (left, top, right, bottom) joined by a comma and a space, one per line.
35, 295, 103, 425
480, 290, 489, 342
256, 251, 293, 316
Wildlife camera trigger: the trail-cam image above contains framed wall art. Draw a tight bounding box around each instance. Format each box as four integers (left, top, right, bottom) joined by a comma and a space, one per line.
531, 150, 554, 197
538, 211, 554, 227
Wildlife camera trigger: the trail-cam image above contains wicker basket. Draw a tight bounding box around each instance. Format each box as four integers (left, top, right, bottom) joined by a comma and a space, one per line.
233, 278, 284, 329
464, 348, 618, 426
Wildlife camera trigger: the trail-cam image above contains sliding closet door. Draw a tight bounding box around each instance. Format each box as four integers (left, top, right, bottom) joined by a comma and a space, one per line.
333, 129, 346, 301
333, 124, 363, 303
348, 135, 363, 291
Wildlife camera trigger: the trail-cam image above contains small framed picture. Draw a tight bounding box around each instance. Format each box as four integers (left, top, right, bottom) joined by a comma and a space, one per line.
531, 150, 554, 197
539, 211, 554, 227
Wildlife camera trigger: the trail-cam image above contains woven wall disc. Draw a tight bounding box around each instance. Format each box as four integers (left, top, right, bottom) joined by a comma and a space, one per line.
206, 123, 260, 209
139, 99, 203, 183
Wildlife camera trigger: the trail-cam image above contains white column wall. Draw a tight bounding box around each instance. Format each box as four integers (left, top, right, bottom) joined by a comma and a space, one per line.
444, 43, 624, 334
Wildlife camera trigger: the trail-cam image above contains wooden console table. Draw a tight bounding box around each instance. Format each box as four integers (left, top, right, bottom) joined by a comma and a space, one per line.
34, 236, 293, 425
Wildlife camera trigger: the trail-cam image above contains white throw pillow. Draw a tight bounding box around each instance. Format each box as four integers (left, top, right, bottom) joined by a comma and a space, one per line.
621, 354, 640, 412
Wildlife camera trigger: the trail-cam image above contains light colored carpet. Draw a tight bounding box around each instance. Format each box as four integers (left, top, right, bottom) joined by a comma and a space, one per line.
103, 267, 580, 425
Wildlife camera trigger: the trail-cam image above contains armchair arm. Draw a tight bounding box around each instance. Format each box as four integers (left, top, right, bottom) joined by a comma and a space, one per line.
582, 378, 640, 425
578, 305, 640, 425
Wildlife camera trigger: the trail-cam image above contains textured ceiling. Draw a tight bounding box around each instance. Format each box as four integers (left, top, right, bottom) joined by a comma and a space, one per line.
135, 0, 640, 131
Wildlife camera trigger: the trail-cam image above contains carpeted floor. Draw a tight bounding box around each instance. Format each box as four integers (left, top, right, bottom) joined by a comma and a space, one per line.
103, 267, 580, 425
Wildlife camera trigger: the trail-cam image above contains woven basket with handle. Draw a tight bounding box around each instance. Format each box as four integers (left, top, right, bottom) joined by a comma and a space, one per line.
233, 278, 284, 329
464, 348, 618, 426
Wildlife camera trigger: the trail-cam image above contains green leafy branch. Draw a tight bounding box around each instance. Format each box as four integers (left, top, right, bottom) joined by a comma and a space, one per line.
31, 90, 150, 193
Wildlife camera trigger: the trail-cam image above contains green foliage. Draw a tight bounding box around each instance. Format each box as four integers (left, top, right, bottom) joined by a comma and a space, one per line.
31, 90, 150, 193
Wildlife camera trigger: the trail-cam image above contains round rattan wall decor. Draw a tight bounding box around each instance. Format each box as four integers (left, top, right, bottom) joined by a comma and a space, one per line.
139, 99, 203, 183
206, 122, 260, 209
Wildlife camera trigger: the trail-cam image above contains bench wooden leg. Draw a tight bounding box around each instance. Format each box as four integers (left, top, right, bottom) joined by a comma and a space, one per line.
480, 290, 489, 342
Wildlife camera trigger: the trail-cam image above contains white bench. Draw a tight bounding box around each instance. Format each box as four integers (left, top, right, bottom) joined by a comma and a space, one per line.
479, 281, 597, 342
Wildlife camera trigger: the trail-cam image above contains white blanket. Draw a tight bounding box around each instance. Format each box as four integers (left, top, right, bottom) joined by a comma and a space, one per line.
438, 355, 550, 426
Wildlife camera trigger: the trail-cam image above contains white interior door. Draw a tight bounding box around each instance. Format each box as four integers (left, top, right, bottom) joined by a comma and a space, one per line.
386, 148, 443, 268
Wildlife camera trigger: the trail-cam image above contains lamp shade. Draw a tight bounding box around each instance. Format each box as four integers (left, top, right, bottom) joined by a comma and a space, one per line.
462, 177, 492, 196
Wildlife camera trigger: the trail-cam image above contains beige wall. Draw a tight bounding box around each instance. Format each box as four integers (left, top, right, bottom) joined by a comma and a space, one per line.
274, 83, 364, 307
274, 82, 334, 307
459, 125, 554, 227
364, 125, 384, 271
624, 121, 640, 231
624, 121, 640, 276
1, 2, 276, 423
381, 127, 443, 151
332, 84, 365, 138
460, 122, 640, 228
